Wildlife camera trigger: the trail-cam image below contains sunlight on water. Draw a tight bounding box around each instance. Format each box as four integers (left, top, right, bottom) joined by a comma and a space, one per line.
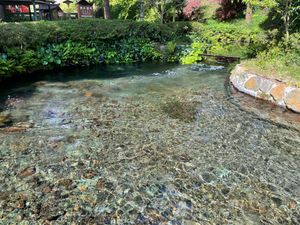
0, 63, 299, 224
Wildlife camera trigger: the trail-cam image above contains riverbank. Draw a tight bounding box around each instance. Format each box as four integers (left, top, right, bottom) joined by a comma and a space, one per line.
230, 64, 300, 114
0, 19, 264, 77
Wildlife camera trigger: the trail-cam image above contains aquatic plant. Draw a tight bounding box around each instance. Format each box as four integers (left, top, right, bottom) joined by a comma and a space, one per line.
161, 98, 199, 122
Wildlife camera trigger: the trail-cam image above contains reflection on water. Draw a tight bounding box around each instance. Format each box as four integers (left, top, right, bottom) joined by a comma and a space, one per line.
0, 63, 299, 224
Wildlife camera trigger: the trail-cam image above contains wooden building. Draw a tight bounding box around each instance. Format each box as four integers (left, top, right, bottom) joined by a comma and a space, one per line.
0, 0, 56, 21
77, 0, 93, 18
39, 4, 64, 20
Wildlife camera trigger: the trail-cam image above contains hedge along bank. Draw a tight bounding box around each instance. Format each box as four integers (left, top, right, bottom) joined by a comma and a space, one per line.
0, 19, 266, 77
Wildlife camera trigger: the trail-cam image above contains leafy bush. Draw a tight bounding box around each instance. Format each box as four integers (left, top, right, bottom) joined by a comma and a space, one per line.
256, 33, 300, 69
0, 54, 25, 76
0, 37, 165, 76
109, 38, 162, 64
243, 33, 300, 86
180, 40, 204, 64
0, 19, 174, 51
0, 18, 267, 77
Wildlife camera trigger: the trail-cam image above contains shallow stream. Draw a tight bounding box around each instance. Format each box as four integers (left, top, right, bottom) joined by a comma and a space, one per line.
0, 63, 299, 224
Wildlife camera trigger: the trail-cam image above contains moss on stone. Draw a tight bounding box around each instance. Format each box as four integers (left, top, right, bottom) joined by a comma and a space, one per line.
161, 98, 199, 122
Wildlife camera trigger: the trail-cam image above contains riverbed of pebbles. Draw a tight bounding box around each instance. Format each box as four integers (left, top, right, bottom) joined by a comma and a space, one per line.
0, 65, 299, 224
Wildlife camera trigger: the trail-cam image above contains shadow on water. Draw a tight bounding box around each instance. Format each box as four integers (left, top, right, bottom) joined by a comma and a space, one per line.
0, 63, 176, 111
0, 63, 177, 92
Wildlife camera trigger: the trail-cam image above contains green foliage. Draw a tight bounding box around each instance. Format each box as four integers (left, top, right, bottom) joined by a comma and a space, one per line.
0, 19, 174, 51
0, 54, 25, 76
180, 40, 204, 64
283, 32, 300, 53
0, 17, 269, 75
244, 33, 300, 86
166, 41, 176, 55
110, 0, 139, 20
102, 38, 162, 64
0, 59, 16, 76
180, 19, 267, 58
0, 17, 275, 76
242, 0, 276, 7
0, 37, 165, 76
256, 34, 300, 70
60, 2, 78, 13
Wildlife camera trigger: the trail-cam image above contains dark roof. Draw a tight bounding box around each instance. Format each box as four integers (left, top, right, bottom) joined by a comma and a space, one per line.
39, 3, 63, 10
0, 0, 54, 5
76, 0, 92, 6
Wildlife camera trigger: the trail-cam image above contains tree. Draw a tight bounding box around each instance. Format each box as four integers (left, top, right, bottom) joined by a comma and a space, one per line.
103, 0, 112, 19
183, 0, 201, 20
216, 0, 245, 21
274, 0, 300, 40
109, 0, 139, 20
60, 2, 77, 14
241, 0, 276, 23
147, 0, 186, 23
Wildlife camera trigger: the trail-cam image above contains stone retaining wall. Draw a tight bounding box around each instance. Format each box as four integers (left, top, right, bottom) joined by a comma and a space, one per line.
230, 64, 300, 113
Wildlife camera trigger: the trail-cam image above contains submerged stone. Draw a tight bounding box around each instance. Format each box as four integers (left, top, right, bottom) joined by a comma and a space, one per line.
0, 113, 12, 127
0, 63, 299, 224
18, 167, 36, 178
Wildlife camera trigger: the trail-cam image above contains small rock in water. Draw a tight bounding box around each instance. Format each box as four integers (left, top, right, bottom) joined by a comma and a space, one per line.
14, 122, 34, 128
84, 91, 93, 97
57, 178, 74, 189
5, 96, 25, 108
4, 126, 27, 133
42, 186, 53, 193
0, 113, 12, 127
201, 172, 216, 183
48, 136, 65, 143
96, 178, 106, 190
18, 167, 36, 178
0, 192, 10, 200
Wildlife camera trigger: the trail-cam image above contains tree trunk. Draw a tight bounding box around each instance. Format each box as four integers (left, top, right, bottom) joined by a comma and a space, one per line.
160, 3, 165, 24
140, 0, 145, 21
33, 0, 37, 20
103, 0, 111, 19
245, 3, 252, 23
0, 5, 5, 20
283, 0, 291, 41
283, 9, 290, 41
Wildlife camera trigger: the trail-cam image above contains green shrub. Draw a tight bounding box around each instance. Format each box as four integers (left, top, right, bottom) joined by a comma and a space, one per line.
180, 40, 204, 64
0, 19, 174, 51
0, 18, 268, 76
244, 33, 300, 86
0, 54, 25, 76
0, 37, 165, 76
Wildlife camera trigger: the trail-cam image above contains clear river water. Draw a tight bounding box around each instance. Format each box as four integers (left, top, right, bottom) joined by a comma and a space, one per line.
0, 63, 299, 224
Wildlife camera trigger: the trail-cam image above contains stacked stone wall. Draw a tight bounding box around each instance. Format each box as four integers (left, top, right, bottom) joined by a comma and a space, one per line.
230, 64, 300, 113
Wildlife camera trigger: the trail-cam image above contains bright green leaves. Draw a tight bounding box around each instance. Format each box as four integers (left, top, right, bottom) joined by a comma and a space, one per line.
241, 0, 277, 8
180, 40, 204, 65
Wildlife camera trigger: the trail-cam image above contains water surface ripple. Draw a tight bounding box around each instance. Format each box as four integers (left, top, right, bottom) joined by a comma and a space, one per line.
0, 64, 299, 224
